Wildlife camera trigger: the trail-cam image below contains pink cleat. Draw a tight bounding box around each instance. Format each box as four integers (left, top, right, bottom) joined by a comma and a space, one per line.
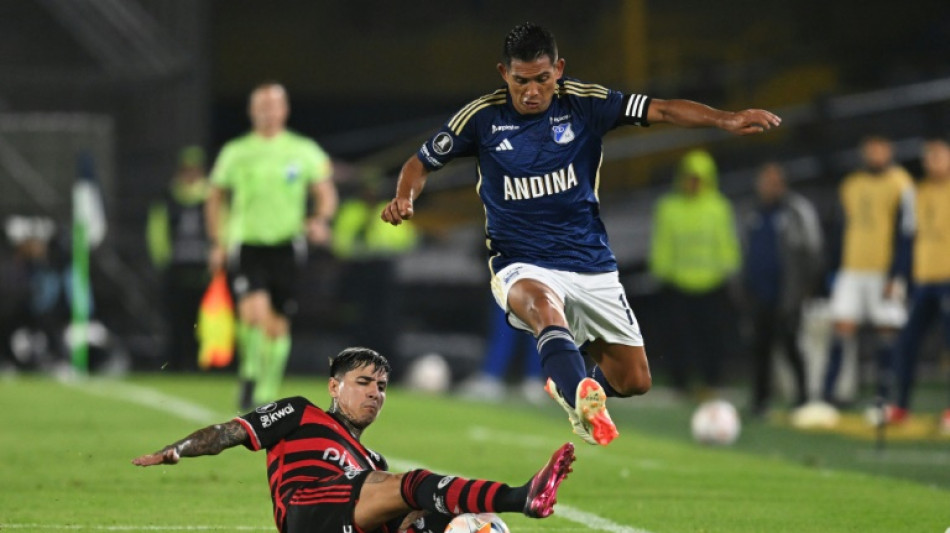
523, 442, 576, 518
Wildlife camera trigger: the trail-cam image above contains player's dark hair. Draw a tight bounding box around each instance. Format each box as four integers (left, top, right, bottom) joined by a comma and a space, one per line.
329, 347, 391, 379
502, 22, 558, 66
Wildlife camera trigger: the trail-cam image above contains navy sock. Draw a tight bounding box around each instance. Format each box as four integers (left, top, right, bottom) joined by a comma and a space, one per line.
537, 326, 586, 408
590, 365, 621, 398
822, 337, 844, 402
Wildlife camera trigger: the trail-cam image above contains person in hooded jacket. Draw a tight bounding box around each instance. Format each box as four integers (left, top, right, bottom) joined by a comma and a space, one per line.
649, 149, 741, 396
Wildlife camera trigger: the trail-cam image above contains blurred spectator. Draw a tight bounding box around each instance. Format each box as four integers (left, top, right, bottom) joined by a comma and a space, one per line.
649, 150, 740, 396
889, 139, 950, 433
740, 163, 823, 417
146, 146, 211, 372
206, 82, 338, 409
332, 174, 418, 360
821, 136, 914, 406
457, 302, 546, 405
0, 216, 68, 371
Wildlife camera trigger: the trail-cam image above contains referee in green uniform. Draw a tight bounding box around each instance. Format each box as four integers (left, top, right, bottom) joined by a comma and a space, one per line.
206, 82, 337, 409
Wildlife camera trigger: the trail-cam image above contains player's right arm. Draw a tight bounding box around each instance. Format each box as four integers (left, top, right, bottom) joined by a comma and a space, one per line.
381, 156, 429, 226
131, 420, 248, 466
382, 95, 484, 226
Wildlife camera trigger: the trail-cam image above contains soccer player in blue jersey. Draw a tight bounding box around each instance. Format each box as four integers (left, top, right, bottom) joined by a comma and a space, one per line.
382, 22, 781, 446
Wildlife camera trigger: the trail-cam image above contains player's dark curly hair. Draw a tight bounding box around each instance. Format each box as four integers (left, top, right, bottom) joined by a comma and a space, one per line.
329, 347, 391, 379
502, 22, 558, 66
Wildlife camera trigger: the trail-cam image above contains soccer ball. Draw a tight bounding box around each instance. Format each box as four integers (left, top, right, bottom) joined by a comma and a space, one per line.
404, 353, 451, 394
444, 513, 510, 533
690, 399, 741, 445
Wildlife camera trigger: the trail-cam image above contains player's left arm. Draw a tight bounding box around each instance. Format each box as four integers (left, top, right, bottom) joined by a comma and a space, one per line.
647, 98, 781, 135
131, 420, 248, 467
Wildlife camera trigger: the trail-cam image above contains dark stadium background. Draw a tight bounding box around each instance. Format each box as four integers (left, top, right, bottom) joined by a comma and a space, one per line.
2, 0, 949, 384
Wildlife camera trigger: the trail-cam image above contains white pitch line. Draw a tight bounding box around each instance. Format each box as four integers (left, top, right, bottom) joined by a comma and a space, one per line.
66, 379, 222, 424
68, 380, 657, 533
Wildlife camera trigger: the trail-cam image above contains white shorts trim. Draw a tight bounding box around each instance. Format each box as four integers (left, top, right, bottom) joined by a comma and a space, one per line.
490, 262, 643, 347
829, 270, 907, 327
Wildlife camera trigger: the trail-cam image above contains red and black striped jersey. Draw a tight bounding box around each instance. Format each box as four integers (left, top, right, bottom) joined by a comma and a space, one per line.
235, 396, 387, 527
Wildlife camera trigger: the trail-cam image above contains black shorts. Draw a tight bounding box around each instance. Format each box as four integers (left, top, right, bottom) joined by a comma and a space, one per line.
283, 471, 370, 533
230, 242, 303, 317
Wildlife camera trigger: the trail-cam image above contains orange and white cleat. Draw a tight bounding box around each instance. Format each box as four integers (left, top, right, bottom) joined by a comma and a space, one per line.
545, 378, 596, 445
545, 378, 619, 446
575, 378, 619, 446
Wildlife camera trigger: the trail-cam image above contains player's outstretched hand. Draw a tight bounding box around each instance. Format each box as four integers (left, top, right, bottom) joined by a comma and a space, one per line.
132, 447, 180, 467
721, 109, 782, 135
381, 197, 414, 226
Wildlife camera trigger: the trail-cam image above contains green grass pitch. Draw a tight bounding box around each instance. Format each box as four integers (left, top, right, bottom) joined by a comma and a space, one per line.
1, 374, 947, 532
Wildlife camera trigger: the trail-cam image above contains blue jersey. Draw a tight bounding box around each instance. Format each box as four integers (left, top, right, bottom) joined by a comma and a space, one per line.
417, 78, 651, 274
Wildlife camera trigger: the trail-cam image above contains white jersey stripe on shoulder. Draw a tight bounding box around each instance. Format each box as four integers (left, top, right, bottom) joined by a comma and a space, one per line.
563, 80, 609, 93
562, 87, 609, 99
449, 94, 506, 131
448, 90, 506, 132
450, 96, 506, 135
448, 96, 487, 131
563, 82, 609, 93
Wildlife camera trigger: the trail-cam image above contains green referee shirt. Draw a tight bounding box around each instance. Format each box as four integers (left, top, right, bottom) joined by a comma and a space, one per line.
211, 130, 331, 246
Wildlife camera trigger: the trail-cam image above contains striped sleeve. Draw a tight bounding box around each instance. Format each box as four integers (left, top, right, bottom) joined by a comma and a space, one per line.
234, 416, 261, 451
236, 396, 309, 450
618, 93, 652, 126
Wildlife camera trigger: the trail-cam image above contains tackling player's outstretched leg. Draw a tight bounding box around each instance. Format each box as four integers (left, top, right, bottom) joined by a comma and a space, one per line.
133, 347, 577, 533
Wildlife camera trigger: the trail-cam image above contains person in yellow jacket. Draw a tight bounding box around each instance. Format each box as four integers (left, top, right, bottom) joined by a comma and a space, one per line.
649, 149, 740, 395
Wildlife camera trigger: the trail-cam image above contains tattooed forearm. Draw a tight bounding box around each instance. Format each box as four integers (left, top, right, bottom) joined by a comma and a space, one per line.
161, 421, 247, 458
